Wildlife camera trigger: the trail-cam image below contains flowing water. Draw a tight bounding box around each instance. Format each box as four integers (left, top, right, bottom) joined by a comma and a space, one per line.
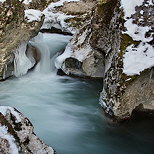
0, 33, 154, 154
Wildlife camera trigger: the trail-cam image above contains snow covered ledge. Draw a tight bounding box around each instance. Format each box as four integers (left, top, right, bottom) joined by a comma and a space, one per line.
0, 106, 55, 153
121, 0, 154, 76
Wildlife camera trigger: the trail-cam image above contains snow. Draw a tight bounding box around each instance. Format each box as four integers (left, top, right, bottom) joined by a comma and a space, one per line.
121, 0, 154, 75
73, 45, 92, 61
77, 29, 88, 45
123, 42, 154, 76
149, 0, 153, 5
55, 43, 73, 69
24, 9, 43, 23
0, 106, 21, 123
41, 0, 80, 32
99, 94, 111, 114
0, 125, 19, 154
14, 42, 35, 77
120, 0, 144, 18
121, 0, 153, 42
0, 0, 32, 3
47, 0, 79, 8
23, 0, 80, 31
55, 43, 92, 69
124, 19, 152, 42
0, 0, 6, 2
23, 0, 32, 4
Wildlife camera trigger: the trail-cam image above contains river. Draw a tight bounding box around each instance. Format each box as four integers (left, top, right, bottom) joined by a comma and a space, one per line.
0, 33, 154, 154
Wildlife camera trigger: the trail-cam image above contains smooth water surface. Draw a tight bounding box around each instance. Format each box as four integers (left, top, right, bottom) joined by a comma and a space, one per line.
0, 33, 154, 154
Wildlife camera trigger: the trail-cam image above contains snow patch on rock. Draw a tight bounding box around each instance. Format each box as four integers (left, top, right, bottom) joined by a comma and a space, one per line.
121, 0, 154, 75
24, 9, 43, 23
0, 125, 19, 154
121, 0, 144, 18
55, 43, 73, 69
0, 0, 32, 4
73, 45, 92, 61
55, 43, 92, 70
41, 0, 80, 32
24, 0, 80, 31
123, 42, 154, 75
23, 0, 32, 4
0, 0, 6, 3
124, 19, 152, 42
121, 0, 152, 42
0, 106, 21, 123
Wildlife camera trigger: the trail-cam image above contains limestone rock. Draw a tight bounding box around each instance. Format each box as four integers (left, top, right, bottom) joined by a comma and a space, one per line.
0, 106, 55, 153
55, 0, 105, 78
99, 0, 154, 121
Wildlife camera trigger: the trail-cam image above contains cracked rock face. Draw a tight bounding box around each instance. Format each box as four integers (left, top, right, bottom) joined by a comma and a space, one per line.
99, 0, 154, 121
0, 106, 55, 154
56, 0, 105, 78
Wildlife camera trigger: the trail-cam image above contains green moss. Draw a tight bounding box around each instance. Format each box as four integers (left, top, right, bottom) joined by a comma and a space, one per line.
120, 34, 140, 52
117, 34, 141, 86
97, 0, 110, 6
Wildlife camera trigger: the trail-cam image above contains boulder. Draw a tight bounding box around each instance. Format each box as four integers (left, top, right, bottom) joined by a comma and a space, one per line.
99, 0, 154, 121
0, 106, 55, 153
55, 0, 105, 78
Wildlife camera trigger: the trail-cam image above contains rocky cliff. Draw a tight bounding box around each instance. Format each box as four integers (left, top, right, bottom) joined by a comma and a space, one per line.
55, 0, 154, 121
99, 0, 154, 121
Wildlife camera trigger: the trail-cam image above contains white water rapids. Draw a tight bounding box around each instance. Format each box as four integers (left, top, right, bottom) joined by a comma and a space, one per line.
14, 33, 71, 76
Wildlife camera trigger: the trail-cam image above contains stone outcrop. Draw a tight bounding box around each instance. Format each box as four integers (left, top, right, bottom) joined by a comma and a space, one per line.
57, 0, 154, 121
0, 0, 53, 80
0, 106, 55, 153
55, 0, 105, 78
99, 0, 154, 121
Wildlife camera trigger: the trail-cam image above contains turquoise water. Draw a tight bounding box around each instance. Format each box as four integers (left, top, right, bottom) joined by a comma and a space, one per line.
0, 33, 154, 154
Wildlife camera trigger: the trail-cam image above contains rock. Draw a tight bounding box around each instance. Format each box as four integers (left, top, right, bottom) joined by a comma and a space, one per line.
0, 106, 55, 154
0, 0, 53, 80
58, 0, 154, 120
55, 0, 105, 78
56, 0, 96, 15
99, 0, 154, 121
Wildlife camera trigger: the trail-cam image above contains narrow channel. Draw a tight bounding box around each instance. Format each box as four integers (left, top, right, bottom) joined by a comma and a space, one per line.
0, 33, 154, 154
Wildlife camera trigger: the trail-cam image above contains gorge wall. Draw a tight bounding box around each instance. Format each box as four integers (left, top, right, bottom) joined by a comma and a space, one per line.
55, 0, 154, 121
99, 0, 154, 121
